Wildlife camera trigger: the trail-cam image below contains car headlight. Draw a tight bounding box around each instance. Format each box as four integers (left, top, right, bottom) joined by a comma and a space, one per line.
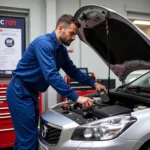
72, 115, 136, 141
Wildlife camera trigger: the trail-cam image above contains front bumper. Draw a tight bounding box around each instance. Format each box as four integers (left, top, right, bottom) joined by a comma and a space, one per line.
39, 105, 143, 150
39, 137, 142, 150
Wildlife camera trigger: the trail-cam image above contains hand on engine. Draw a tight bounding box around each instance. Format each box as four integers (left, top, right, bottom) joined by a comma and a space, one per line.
76, 96, 93, 108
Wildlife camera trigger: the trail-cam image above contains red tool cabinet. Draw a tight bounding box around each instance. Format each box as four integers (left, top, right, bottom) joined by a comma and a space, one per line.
0, 83, 42, 149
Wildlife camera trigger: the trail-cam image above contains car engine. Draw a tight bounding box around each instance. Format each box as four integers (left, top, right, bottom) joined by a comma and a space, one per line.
51, 89, 150, 125
53, 91, 147, 125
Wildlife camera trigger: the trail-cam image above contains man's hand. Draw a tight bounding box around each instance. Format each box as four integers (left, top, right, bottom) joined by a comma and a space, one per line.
94, 82, 108, 93
76, 96, 93, 108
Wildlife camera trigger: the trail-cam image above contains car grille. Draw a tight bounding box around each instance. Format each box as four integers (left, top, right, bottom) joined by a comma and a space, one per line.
40, 119, 62, 145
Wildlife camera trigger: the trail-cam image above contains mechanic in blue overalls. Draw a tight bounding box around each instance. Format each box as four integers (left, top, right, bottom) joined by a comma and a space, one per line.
6, 14, 107, 150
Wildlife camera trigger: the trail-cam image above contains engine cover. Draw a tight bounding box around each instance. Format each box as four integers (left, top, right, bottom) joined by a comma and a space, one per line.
92, 105, 132, 118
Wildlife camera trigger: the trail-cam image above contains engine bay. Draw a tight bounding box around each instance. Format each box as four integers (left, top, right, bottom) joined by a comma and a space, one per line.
53, 91, 150, 125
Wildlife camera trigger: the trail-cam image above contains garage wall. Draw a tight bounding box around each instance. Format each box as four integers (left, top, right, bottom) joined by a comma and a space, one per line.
45, 0, 57, 108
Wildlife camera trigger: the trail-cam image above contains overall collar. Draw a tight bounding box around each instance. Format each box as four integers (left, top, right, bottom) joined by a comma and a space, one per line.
51, 31, 61, 49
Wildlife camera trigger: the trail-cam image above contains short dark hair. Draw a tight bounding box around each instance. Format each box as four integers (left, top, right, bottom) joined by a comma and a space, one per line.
56, 14, 80, 29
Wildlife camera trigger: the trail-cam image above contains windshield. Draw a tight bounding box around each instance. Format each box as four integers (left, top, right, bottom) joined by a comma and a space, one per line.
129, 71, 150, 88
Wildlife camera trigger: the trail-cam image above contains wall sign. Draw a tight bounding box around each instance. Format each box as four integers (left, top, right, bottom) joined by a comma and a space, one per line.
0, 16, 25, 77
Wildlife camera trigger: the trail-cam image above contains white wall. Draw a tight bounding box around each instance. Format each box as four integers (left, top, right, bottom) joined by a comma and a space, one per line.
45, 0, 58, 108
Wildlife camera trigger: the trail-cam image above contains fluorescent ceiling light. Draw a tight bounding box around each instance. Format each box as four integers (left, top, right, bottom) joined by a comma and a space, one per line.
133, 20, 150, 25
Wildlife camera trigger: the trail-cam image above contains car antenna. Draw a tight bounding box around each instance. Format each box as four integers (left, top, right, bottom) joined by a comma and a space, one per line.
106, 20, 110, 93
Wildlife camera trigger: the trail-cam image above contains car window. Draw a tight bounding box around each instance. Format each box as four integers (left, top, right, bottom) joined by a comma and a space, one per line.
129, 71, 150, 87
126, 70, 150, 83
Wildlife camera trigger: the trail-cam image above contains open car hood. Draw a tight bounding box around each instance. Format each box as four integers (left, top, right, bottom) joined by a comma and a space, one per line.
74, 5, 150, 82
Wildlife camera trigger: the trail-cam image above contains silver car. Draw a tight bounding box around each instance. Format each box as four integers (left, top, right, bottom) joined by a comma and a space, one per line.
38, 5, 150, 150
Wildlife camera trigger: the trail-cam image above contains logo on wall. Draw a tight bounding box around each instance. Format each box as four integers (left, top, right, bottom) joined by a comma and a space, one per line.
5, 38, 15, 47
0, 19, 16, 27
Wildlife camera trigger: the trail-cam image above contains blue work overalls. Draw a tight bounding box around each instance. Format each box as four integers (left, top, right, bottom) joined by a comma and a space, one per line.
6, 31, 95, 150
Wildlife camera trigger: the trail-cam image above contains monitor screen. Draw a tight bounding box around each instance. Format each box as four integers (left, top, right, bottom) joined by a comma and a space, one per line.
78, 68, 88, 75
